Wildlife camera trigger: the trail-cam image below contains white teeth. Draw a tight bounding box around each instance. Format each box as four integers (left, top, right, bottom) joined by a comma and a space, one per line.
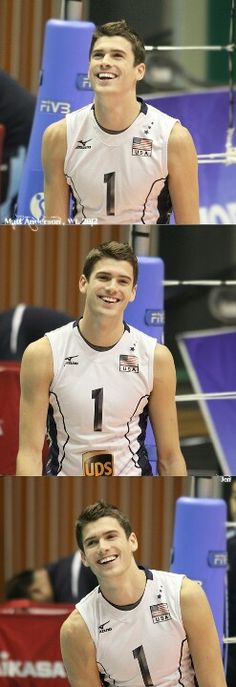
98, 73, 116, 79
99, 555, 117, 564
101, 297, 118, 303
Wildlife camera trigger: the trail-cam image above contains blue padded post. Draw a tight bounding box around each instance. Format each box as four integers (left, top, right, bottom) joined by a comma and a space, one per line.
125, 257, 164, 342
170, 497, 227, 649
125, 257, 165, 474
17, 20, 95, 220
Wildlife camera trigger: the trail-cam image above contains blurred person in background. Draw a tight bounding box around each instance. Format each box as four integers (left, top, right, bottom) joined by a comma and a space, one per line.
0, 305, 74, 361
5, 551, 97, 604
0, 70, 36, 221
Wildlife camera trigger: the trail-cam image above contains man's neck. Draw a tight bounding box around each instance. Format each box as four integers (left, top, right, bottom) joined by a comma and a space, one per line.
93, 94, 141, 132
79, 315, 125, 348
100, 568, 146, 607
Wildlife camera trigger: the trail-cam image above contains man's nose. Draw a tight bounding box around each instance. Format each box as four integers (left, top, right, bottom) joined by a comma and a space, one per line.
106, 280, 117, 292
101, 53, 111, 66
97, 543, 108, 558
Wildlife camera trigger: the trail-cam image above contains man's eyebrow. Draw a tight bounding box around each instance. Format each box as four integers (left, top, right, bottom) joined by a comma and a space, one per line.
83, 529, 119, 545
96, 270, 132, 281
92, 48, 127, 56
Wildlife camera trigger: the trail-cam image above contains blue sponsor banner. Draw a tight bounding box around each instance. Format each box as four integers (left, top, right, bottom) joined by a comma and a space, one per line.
208, 551, 228, 567
125, 257, 164, 475
148, 89, 236, 224
171, 497, 227, 647
125, 257, 164, 341
17, 20, 95, 218
75, 74, 92, 90
177, 328, 236, 474
144, 309, 165, 326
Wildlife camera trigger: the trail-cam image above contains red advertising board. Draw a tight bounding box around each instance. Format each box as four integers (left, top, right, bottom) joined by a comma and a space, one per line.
0, 362, 49, 474
0, 363, 21, 474
0, 601, 73, 685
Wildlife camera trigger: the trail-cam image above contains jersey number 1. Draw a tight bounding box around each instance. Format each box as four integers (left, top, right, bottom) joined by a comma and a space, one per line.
133, 646, 154, 687
104, 172, 115, 215
92, 387, 103, 431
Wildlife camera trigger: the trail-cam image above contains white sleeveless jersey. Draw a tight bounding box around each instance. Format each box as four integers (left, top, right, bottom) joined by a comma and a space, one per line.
45, 321, 156, 476
76, 569, 196, 687
64, 100, 178, 224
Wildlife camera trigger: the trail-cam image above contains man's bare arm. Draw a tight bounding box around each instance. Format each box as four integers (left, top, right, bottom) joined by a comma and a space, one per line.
60, 610, 102, 687
168, 122, 200, 224
148, 344, 187, 475
181, 577, 227, 687
42, 119, 70, 223
16, 337, 53, 475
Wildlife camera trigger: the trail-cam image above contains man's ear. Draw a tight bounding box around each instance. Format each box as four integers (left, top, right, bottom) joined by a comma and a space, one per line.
129, 284, 137, 303
79, 274, 88, 294
136, 63, 145, 81
80, 549, 89, 567
129, 531, 138, 552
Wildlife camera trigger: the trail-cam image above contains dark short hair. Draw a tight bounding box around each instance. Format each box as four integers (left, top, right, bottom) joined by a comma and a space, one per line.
82, 241, 138, 285
5, 569, 34, 600
75, 501, 133, 552
89, 20, 146, 66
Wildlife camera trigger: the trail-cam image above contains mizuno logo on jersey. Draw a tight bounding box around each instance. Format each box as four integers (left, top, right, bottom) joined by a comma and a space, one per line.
119, 355, 139, 373
75, 139, 92, 149
64, 355, 79, 366
99, 620, 112, 633
132, 137, 153, 157
150, 603, 171, 623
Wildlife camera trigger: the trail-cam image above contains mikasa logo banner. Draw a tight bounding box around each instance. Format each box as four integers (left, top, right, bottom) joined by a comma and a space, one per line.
82, 451, 114, 476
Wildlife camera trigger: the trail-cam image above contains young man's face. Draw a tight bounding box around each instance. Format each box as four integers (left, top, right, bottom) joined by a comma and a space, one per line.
80, 516, 138, 580
88, 35, 145, 96
79, 257, 137, 318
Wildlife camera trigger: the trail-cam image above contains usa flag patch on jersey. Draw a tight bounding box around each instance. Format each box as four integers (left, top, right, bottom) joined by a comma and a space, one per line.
119, 355, 139, 372
132, 137, 153, 157
150, 603, 171, 623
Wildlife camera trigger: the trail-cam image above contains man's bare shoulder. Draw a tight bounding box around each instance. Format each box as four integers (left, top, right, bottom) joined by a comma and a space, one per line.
154, 342, 174, 361
153, 343, 175, 372
61, 609, 85, 633
168, 121, 197, 160
180, 576, 207, 616
42, 118, 67, 160
181, 576, 202, 599
169, 121, 195, 145
60, 610, 101, 687
22, 336, 51, 360
61, 609, 94, 648
43, 117, 67, 142
21, 336, 53, 378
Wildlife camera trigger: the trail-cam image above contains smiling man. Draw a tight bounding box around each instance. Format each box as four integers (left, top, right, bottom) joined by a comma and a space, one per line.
60, 501, 227, 687
42, 20, 199, 225
16, 241, 186, 476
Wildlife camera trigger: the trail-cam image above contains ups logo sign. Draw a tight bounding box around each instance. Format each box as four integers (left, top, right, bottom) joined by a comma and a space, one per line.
82, 452, 113, 476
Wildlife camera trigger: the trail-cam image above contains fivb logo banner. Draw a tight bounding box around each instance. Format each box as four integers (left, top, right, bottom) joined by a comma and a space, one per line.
125, 256, 164, 475
149, 89, 236, 224
177, 328, 236, 474
125, 257, 164, 342
17, 20, 95, 218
